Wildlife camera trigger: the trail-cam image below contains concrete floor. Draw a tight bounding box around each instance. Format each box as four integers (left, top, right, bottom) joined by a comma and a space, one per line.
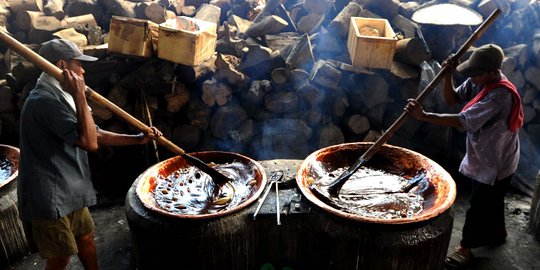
10, 174, 540, 270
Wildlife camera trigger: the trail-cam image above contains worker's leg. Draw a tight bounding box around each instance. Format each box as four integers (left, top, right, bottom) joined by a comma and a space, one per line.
71, 207, 98, 270
76, 231, 98, 270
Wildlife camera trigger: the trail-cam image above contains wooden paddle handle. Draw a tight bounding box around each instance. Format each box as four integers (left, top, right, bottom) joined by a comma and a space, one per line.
0, 30, 187, 156
359, 8, 502, 164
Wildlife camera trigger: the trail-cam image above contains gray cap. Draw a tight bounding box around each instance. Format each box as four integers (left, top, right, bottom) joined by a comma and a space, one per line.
39, 39, 98, 63
456, 44, 504, 77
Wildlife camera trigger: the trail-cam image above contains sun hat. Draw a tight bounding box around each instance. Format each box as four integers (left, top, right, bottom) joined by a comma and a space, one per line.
456, 44, 504, 77
38, 39, 98, 63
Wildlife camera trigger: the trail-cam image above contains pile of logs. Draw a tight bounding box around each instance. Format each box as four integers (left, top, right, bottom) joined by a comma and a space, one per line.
0, 0, 540, 195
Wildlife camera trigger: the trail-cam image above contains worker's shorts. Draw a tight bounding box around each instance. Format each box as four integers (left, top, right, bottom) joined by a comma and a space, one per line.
31, 207, 95, 259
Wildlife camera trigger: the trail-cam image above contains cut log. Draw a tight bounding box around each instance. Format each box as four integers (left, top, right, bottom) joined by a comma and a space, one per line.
364, 0, 399, 18
271, 67, 289, 85
239, 44, 273, 71
61, 14, 99, 28
274, 4, 297, 32
181, 5, 196, 16
174, 54, 217, 84
290, 68, 310, 90
525, 66, 540, 91
241, 79, 271, 107
507, 69, 525, 90
15, 10, 43, 31
38, 0, 66, 19
187, 98, 211, 130
194, 3, 221, 24
344, 114, 370, 135
533, 30, 540, 68
394, 38, 431, 66
391, 14, 417, 38
28, 15, 62, 44
265, 32, 299, 52
6, 0, 40, 13
227, 14, 252, 34
522, 84, 537, 104
318, 123, 345, 148
264, 90, 299, 114
210, 103, 248, 139
165, 81, 190, 113
52, 28, 88, 47
215, 54, 247, 86
398, 1, 420, 18
390, 61, 419, 78
145, 2, 176, 24
202, 78, 233, 107
283, 33, 314, 70
328, 1, 363, 38
251, 0, 283, 24
100, 0, 145, 18
310, 60, 341, 90
298, 83, 325, 108
297, 13, 324, 34
524, 104, 536, 123
216, 22, 248, 57
502, 44, 528, 72
245, 15, 288, 38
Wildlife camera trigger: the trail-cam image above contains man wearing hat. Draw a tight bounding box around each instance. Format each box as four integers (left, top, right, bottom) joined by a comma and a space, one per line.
18, 39, 162, 269
405, 44, 523, 268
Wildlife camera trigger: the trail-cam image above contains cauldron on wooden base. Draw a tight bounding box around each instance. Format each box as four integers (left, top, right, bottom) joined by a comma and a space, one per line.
295, 142, 456, 269
125, 151, 267, 270
0, 144, 30, 269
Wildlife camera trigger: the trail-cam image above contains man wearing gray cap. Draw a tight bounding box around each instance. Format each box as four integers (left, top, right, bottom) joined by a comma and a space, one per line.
405, 44, 524, 268
18, 39, 162, 270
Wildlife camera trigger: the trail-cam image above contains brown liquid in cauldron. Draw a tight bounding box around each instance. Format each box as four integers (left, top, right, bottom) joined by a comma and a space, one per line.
0, 155, 13, 184
153, 162, 256, 215
314, 166, 434, 219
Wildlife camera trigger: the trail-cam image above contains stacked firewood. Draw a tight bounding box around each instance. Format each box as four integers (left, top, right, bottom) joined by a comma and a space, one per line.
0, 0, 540, 194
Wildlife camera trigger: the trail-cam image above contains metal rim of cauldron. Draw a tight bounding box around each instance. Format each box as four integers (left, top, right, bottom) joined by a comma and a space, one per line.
296, 142, 457, 224
0, 144, 19, 191
136, 151, 267, 219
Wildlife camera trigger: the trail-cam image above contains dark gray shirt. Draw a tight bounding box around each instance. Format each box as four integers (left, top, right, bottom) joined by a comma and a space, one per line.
18, 82, 96, 221
456, 77, 520, 185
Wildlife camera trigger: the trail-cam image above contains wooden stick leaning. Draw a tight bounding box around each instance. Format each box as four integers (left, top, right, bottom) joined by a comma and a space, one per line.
0, 30, 231, 185
320, 9, 502, 196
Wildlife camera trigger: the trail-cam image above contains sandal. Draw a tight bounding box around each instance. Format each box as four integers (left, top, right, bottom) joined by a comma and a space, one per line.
445, 249, 473, 269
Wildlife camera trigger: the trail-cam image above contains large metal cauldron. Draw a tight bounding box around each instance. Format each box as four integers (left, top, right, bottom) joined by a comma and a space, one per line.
297, 142, 456, 224
293, 142, 457, 269
125, 151, 267, 270
0, 144, 30, 269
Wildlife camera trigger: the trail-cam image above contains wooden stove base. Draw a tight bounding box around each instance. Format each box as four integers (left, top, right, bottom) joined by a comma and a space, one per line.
125, 159, 454, 270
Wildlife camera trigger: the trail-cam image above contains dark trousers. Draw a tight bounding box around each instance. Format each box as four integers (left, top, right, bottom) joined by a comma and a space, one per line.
460, 175, 511, 248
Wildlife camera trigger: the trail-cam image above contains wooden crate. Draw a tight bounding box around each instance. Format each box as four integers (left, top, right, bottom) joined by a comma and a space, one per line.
347, 17, 397, 69
157, 16, 217, 66
108, 16, 158, 58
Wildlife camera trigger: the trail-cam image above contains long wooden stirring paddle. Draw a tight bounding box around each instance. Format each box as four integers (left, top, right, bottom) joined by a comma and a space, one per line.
316, 8, 502, 197
0, 30, 231, 185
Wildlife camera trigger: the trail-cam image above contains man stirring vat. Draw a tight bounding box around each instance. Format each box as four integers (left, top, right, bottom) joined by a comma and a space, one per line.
17, 39, 162, 270
405, 44, 523, 268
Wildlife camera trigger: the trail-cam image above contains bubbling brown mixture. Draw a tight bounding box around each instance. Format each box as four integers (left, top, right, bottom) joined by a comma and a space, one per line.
153, 162, 257, 215
313, 166, 433, 219
0, 155, 13, 184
